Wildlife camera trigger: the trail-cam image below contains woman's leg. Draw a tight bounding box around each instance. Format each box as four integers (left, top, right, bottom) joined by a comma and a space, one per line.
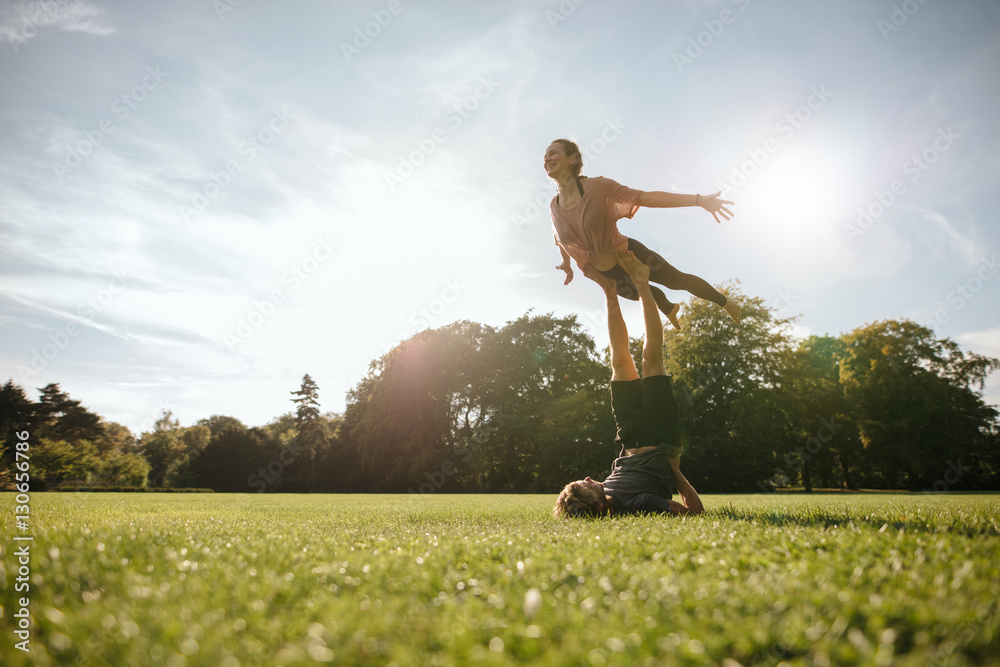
626, 237, 741, 323
600, 261, 682, 330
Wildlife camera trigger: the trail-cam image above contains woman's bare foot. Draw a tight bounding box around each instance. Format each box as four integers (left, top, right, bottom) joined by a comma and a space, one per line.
665, 302, 682, 330
723, 298, 742, 324
615, 250, 650, 285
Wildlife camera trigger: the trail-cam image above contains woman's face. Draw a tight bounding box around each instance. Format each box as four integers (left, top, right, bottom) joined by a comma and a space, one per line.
544, 142, 575, 178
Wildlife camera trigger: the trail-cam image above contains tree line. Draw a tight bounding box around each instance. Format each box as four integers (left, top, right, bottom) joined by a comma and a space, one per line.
2, 284, 998, 493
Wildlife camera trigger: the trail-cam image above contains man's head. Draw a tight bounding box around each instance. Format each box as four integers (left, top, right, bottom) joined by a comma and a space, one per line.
553, 476, 612, 517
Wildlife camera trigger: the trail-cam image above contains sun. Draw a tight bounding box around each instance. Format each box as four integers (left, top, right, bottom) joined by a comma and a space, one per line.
742, 141, 853, 241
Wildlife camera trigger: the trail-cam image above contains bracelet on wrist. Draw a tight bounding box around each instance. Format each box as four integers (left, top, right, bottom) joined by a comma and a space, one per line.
695, 194, 701, 206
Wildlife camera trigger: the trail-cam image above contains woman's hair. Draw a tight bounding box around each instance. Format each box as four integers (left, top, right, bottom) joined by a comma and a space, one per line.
553, 480, 603, 517
551, 138, 583, 177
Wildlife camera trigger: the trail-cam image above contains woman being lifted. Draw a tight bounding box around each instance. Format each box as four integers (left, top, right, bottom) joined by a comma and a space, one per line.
545, 138, 741, 329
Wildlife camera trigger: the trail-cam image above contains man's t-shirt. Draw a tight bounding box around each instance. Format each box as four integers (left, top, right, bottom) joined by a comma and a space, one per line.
602, 449, 676, 515
550, 176, 643, 272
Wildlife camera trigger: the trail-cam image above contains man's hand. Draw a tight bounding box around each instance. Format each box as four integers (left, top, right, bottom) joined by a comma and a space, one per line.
698, 191, 735, 224
556, 259, 574, 285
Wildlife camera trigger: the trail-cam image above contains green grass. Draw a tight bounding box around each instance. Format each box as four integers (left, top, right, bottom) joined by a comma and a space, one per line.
2, 493, 999, 666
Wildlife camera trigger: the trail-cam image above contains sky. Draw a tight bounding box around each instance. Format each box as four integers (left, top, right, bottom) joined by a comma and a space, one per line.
1, 0, 999, 434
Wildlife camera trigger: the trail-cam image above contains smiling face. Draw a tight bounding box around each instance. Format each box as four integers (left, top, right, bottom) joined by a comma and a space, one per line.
544, 140, 581, 179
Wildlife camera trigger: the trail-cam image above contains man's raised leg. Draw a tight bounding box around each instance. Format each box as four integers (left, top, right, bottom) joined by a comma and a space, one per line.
584, 266, 638, 382
616, 250, 666, 378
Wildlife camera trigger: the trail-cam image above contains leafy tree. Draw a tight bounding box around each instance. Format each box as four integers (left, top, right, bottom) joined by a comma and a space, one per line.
35, 383, 103, 444
0, 380, 39, 463
138, 411, 184, 487
345, 314, 608, 492
348, 325, 482, 490
32, 438, 100, 488
777, 336, 861, 491
839, 319, 999, 489
665, 283, 796, 492
197, 414, 247, 437
290, 374, 328, 491
96, 421, 137, 454
96, 451, 150, 487
193, 424, 274, 492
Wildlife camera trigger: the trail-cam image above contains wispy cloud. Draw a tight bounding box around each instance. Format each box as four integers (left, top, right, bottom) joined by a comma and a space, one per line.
0, 0, 114, 49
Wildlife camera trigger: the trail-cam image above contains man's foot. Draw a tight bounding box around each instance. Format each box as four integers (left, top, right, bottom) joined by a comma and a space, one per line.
665, 303, 682, 331
722, 298, 742, 324
583, 265, 618, 294
615, 250, 650, 285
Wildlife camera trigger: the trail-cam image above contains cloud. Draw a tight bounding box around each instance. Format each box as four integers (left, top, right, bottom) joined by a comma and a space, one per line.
957, 326, 1000, 359
903, 204, 980, 266
0, 0, 114, 49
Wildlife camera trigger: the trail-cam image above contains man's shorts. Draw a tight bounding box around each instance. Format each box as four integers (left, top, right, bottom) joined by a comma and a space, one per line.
610, 375, 683, 458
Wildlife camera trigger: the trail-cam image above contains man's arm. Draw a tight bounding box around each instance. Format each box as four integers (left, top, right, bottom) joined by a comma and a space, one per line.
666, 459, 704, 515
637, 190, 734, 223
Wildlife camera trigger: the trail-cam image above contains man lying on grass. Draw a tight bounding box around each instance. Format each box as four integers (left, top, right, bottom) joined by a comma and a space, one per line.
554, 250, 704, 518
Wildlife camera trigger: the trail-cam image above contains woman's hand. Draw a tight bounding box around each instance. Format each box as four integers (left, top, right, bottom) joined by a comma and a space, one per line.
698, 191, 735, 223
556, 259, 574, 285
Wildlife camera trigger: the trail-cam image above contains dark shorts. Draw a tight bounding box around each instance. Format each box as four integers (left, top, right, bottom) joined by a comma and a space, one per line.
610, 375, 683, 457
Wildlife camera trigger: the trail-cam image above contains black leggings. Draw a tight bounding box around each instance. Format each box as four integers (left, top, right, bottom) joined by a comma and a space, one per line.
599, 238, 727, 315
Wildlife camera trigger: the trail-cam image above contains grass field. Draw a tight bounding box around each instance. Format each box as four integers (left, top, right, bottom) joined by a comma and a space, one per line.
2, 493, 999, 666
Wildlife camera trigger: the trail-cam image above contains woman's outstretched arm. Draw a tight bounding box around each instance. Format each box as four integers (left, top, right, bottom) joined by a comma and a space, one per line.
637, 190, 734, 223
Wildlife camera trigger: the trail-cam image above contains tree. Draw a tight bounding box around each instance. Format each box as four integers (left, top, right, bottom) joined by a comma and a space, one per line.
96, 451, 150, 487
96, 421, 137, 455
32, 439, 100, 488
665, 283, 796, 492
0, 380, 38, 470
35, 383, 103, 444
193, 424, 274, 492
778, 336, 860, 491
290, 374, 328, 491
345, 314, 608, 492
138, 411, 184, 487
839, 319, 999, 489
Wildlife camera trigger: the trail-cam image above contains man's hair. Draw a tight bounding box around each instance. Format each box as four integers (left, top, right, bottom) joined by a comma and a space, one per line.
550, 138, 583, 177
553, 480, 605, 518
